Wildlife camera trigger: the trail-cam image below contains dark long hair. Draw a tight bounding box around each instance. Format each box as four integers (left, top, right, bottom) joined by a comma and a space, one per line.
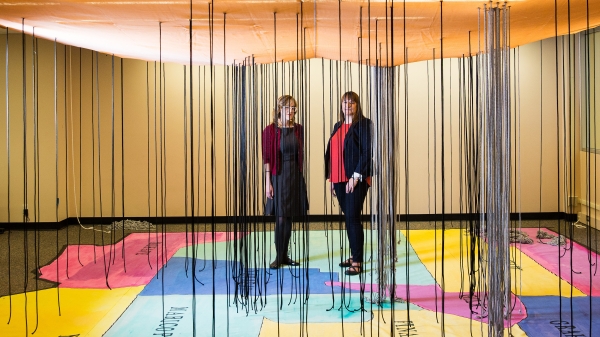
339, 91, 364, 125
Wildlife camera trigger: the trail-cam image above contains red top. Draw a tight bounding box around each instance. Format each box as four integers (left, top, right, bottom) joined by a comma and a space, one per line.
330, 124, 350, 183
329, 123, 372, 185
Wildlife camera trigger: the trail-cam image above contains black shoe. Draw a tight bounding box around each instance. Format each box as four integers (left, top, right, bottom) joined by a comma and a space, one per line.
339, 258, 353, 268
344, 264, 361, 276
283, 257, 299, 266
270, 260, 282, 269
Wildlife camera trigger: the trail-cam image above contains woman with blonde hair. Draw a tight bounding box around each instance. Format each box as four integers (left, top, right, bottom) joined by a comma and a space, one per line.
262, 95, 308, 269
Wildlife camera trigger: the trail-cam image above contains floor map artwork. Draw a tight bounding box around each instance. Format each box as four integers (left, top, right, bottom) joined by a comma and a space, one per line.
1, 228, 598, 336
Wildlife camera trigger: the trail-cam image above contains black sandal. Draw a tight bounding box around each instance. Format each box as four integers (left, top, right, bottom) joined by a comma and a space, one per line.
283, 257, 299, 266
339, 258, 353, 268
345, 264, 361, 275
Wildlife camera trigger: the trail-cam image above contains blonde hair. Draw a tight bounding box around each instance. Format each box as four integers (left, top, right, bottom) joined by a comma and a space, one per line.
272, 95, 297, 125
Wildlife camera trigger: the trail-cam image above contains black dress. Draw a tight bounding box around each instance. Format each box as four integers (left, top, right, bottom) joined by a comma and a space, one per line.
271, 127, 308, 217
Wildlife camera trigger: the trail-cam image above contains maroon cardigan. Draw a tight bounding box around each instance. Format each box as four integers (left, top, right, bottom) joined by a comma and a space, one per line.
262, 123, 304, 176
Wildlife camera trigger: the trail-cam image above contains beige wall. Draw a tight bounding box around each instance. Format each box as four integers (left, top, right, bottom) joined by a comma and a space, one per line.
511, 38, 564, 215
578, 29, 600, 229
0, 34, 69, 222
0, 31, 586, 223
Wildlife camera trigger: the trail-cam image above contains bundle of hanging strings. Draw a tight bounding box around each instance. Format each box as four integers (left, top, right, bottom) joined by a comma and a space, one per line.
478, 4, 512, 336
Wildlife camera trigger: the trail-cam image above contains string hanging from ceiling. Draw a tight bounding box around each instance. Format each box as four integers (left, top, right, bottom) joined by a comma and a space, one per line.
3, 25, 12, 326
480, 4, 512, 336
20, 19, 30, 333
2, 1, 600, 337
582, 2, 599, 334
369, 0, 401, 312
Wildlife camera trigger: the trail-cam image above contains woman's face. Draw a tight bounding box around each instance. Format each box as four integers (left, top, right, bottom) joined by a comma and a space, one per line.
280, 101, 297, 124
342, 97, 357, 120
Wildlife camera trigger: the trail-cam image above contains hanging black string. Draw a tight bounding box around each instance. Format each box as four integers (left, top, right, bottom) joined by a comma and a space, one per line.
78, 47, 83, 267
93, 48, 111, 289
208, 2, 217, 336
64, 44, 70, 283
157, 20, 167, 337
89, 51, 96, 258
396, 0, 407, 326
538, 40, 544, 240
53, 36, 62, 317
583, 2, 595, 336
108, 54, 116, 271
567, 0, 577, 333
32, 28, 40, 335
189, 1, 198, 335
588, 3, 599, 334
511, 44, 523, 326
198, 57, 207, 272
152, 59, 158, 271
145, 61, 153, 270
107, 53, 117, 282
439, 0, 447, 334
4, 24, 13, 326
554, 0, 565, 327
432, 45, 440, 323
457, 52, 464, 303
120, 57, 126, 267
20, 18, 29, 335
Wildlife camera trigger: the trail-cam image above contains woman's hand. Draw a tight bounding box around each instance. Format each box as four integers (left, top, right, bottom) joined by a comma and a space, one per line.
266, 180, 274, 199
330, 181, 336, 197
346, 177, 358, 194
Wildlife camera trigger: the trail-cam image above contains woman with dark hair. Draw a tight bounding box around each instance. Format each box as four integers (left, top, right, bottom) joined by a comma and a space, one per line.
262, 95, 308, 269
325, 91, 373, 276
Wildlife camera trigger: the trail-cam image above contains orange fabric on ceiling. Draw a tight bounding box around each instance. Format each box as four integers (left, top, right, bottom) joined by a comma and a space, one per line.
0, 0, 598, 65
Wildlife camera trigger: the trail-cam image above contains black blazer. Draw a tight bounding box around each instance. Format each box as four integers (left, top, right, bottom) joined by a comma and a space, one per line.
325, 117, 373, 180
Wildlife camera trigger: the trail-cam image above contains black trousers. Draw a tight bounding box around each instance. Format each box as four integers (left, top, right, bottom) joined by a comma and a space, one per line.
274, 217, 292, 262
333, 181, 369, 263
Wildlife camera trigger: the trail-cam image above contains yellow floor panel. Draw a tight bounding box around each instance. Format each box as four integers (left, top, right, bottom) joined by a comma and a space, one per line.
403, 229, 585, 296
0, 286, 144, 337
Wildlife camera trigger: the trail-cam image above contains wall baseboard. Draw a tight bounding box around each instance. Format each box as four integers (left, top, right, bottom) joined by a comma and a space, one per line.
577, 199, 600, 230
0, 212, 568, 231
